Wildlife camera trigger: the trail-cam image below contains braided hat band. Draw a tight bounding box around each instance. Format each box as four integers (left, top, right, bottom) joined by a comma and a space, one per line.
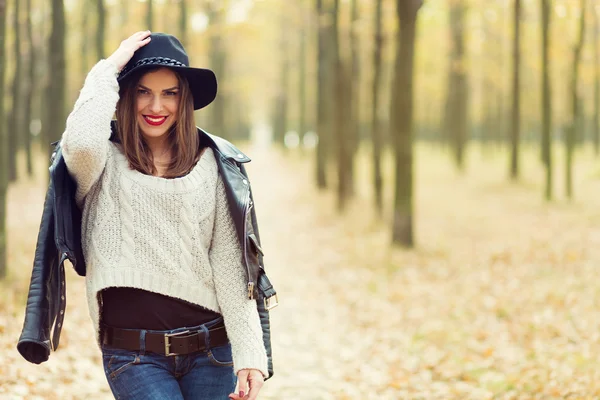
118, 57, 187, 81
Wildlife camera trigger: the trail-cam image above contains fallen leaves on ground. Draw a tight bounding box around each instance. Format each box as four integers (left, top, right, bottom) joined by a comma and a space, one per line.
2, 144, 600, 399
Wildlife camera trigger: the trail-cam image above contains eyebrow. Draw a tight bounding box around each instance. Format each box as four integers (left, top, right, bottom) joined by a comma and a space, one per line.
138, 84, 179, 92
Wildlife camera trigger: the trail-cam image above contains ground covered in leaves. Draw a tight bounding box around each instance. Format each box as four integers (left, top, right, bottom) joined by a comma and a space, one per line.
2, 144, 600, 399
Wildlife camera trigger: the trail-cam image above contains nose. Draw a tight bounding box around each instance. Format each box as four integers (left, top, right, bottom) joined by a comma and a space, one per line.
149, 95, 163, 114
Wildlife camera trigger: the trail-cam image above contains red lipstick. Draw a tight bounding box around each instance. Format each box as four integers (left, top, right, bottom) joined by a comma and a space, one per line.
143, 115, 168, 126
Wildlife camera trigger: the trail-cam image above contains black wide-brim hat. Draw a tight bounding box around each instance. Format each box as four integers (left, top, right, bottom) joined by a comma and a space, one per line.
117, 33, 217, 110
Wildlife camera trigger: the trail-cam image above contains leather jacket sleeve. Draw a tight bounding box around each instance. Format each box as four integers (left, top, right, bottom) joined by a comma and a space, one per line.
16, 180, 59, 364
17, 146, 72, 364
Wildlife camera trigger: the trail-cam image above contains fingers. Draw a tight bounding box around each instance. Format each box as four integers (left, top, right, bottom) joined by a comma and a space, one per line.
246, 375, 264, 400
230, 369, 264, 400
133, 30, 151, 39
137, 36, 151, 48
237, 369, 250, 397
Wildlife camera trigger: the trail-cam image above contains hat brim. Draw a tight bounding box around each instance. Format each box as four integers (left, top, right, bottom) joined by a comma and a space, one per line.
117, 65, 218, 110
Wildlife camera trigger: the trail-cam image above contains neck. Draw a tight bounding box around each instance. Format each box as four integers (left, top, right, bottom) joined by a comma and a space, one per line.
144, 135, 171, 161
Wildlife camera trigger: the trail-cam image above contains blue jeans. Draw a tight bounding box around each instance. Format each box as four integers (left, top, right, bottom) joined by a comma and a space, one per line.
101, 318, 237, 399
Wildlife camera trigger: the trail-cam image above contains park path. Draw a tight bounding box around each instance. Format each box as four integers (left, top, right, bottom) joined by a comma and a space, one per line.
1, 144, 383, 399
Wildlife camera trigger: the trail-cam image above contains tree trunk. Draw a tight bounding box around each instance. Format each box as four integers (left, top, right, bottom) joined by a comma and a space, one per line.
444, 0, 468, 171
121, 0, 129, 37
273, 14, 289, 147
96, 0, 105, 59
510, 0, 521, 180
81, 0, 90, 77
179, 0, 188, 48
208, 3, 227, 138
494, 92, 504, 149
333, 0, 351, 211
347, 0, 359, 197
47, 0, 66, 148
593, 3, 599, 156
392, 0, 422, 246
23, 0, 34, 176
8, 0, 22, 182
481, 7, 493, 152
371, 0, 384, 216
566, 0, 586, 199
315, 0, 330, 189
541, 0, 552, 200
0, 0, 8, 279
298, 5, 307, 146
147, 0, 153, 31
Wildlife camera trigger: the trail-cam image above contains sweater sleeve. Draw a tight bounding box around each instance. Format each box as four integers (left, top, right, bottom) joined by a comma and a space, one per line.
61, 59, 120, 206
209, 173, 269, 378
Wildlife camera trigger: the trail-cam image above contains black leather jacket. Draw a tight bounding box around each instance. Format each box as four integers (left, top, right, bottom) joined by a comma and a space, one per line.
16, 125, 278, 379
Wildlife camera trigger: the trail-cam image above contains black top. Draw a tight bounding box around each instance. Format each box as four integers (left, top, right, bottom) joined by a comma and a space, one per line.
101, 287, 221, 330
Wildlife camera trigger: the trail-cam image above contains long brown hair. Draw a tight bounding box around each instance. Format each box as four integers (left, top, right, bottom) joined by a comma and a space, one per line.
115, 67, 200, 179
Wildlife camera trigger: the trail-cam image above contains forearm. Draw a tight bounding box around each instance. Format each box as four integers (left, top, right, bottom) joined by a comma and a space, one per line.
61, 59, 120, 201
211, 254, 269, 378
209, 176, 268, 378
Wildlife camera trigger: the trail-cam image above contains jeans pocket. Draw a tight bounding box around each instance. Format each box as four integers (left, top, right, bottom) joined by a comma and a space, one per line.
102, 348, 141, 381
207, 343, 234, 367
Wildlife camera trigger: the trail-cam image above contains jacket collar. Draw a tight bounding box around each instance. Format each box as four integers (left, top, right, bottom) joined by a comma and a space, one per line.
107, 121, 251, 163
200, 129, 251, 163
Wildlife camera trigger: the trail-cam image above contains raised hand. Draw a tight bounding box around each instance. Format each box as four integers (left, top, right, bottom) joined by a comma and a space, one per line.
106, 31, 152, 72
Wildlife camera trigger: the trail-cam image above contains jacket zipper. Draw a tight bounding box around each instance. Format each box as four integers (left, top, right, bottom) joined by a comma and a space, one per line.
242, 185, 254, 300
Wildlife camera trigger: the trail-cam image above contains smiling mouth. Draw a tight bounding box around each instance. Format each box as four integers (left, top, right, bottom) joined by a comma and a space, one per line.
143, 115, 168, 126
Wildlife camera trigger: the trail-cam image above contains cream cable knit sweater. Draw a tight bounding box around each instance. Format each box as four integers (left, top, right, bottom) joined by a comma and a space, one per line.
61, 59, 268, 378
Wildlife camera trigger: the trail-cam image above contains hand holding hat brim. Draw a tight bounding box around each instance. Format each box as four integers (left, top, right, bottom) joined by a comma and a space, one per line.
107, 31, 152, 72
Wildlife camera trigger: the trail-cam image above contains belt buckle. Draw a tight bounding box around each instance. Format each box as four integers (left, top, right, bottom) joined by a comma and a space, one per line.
264, 294, 279, 311
164, 330, 190, 356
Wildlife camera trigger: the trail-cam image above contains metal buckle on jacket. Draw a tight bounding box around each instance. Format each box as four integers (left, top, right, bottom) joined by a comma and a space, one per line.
164, 330, 190, 356
264, 294, 279, 311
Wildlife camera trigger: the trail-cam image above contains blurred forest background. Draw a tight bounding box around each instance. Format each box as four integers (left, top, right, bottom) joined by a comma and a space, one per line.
2, 0, 600, 398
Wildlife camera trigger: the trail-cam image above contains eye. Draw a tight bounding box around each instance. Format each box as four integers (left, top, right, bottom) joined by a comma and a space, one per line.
137, 88, 150, 95
165, 91, 178, 96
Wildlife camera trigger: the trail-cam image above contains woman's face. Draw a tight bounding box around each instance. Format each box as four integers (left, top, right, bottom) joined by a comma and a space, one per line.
136, 68, 180, 139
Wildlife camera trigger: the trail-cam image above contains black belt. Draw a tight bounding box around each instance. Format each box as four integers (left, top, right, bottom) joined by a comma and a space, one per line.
101, 323, 229, 356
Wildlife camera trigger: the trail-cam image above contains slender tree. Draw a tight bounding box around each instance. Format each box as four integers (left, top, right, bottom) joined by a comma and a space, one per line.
121, 0, 129, 38
96, 0, 105, 59
510, 0, 521, 179
0, 0, 8, 278
481, 7, 493, 150
392, 0, 423, 246
147, 0, 153, 30
23, 0, 35, 176
81, 0, 90, 77
593, 2, 599, 156
541, 0, 552, 200
273, 14, 290, 147
8, 0, 22, 182
371, 0, 384, 215
46, 0, 66, 149
179, 0, 188, 48
207, 2, 227, 138
315, 0, 330, 189
566, 0, 586, 199
298, 4, 308, 147
444, 0, 468, 171
347, 0, 360, 196
332, 0, 352, 210
492, 3, 507, 149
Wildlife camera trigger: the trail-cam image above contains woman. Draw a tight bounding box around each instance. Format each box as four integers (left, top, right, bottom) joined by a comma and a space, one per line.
61, 31, 267, 400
